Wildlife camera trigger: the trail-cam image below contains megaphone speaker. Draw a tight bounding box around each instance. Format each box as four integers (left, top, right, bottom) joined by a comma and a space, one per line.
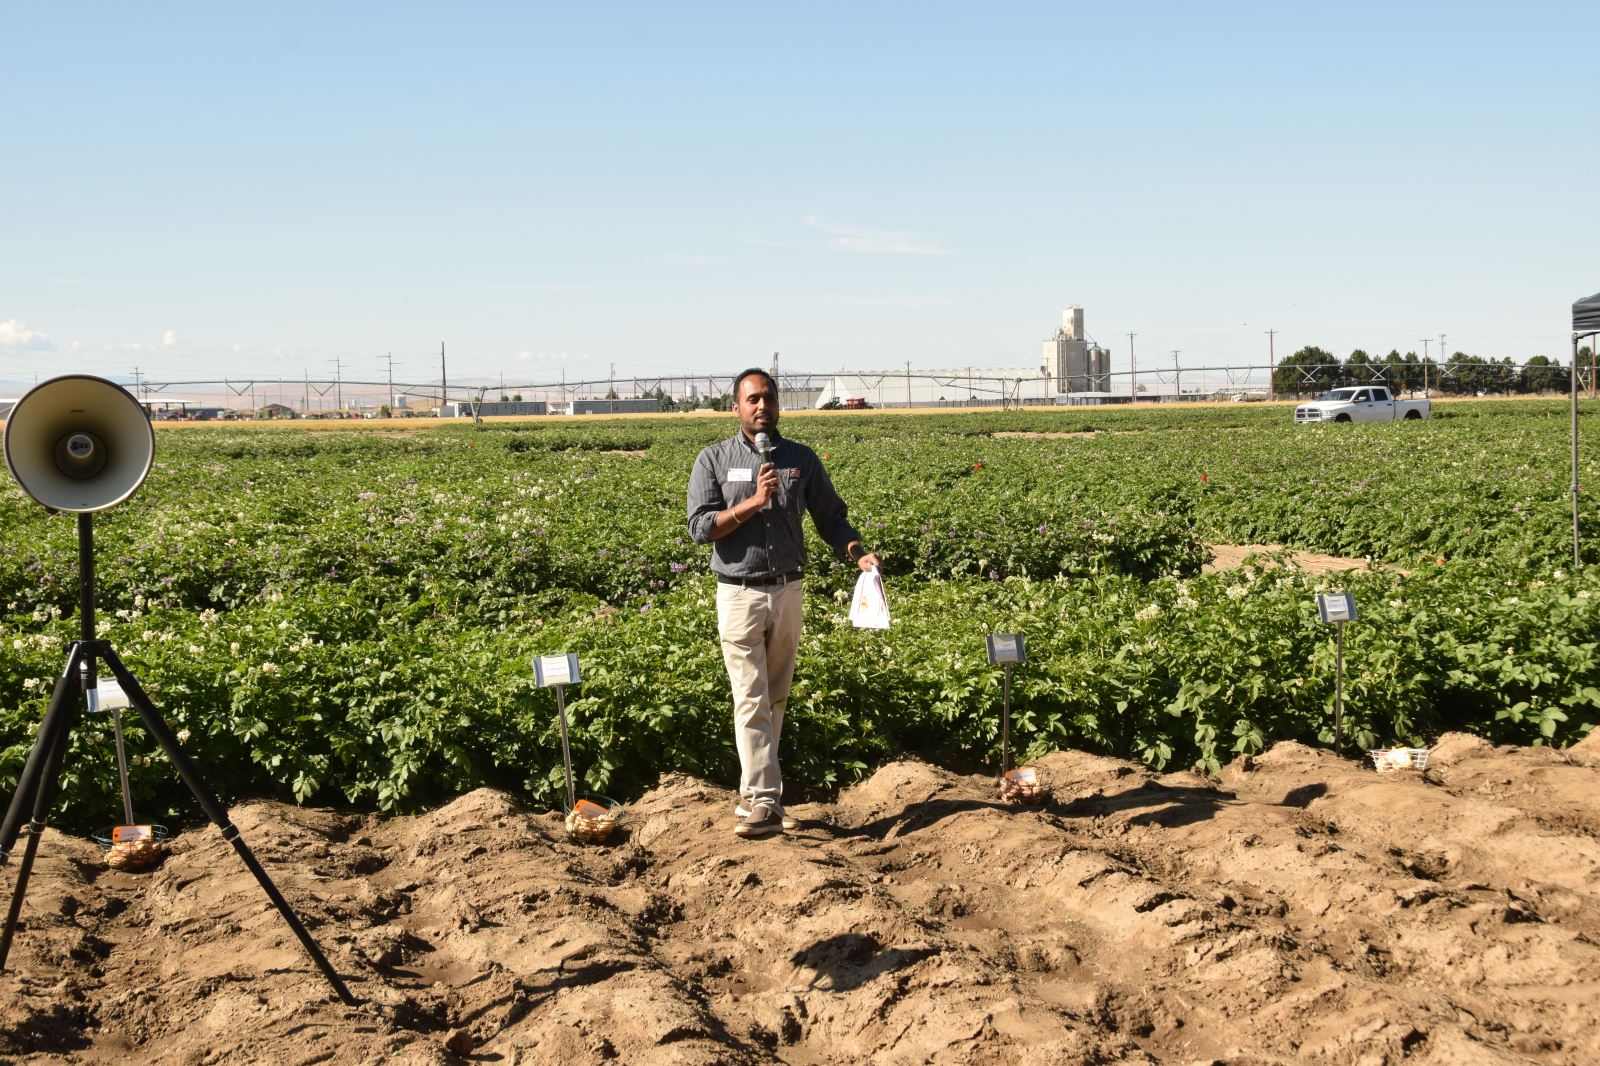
3, 375, 155, 512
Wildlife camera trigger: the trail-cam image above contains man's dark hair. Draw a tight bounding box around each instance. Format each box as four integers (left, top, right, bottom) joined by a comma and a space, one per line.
733, 368, 778, 402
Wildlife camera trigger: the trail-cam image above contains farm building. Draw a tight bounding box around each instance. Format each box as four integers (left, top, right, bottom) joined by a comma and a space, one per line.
444, 400, 550, 417
566, 397, 661, 415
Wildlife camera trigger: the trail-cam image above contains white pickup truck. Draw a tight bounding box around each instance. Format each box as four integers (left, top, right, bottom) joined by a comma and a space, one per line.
1294, 386, 1431, 424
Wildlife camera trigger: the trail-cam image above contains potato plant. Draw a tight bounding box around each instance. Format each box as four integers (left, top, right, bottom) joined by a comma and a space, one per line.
1, 401, 1597, 829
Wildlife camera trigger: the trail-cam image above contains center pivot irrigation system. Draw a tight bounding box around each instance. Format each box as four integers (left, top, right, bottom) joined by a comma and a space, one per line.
116, 352, 1599, 421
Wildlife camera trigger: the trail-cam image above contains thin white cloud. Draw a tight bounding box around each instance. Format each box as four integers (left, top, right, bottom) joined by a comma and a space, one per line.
0, 319, 51, 349
162, 329, 180, 348
803, 215, 950, 256
825, 293, 951, 308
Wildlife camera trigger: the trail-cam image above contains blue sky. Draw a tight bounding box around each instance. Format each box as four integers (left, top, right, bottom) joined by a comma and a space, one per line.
3, 2, 1596, 392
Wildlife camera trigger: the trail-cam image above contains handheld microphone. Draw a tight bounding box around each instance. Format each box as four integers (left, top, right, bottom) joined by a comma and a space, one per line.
753, 431, 785, 509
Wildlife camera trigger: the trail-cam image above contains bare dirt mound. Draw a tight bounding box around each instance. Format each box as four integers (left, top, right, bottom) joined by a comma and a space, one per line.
2, 735, 1597, 1063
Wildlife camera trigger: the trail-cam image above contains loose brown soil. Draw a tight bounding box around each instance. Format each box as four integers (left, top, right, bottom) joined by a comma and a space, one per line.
2, 733, 1597, 1063
1204, 543, 1390, 575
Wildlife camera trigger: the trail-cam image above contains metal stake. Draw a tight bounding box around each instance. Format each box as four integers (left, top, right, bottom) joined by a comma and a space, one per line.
109, 705, 135, 824
553, 684, 576, 812
1333, 621, 1345, 750
1001, 662, 1013, 773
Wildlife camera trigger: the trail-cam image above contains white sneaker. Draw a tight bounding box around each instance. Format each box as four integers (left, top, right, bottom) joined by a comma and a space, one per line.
736, 804, 799, 831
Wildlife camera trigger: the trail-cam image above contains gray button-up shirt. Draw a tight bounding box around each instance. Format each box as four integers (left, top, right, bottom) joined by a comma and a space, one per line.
687, 430, 861, 578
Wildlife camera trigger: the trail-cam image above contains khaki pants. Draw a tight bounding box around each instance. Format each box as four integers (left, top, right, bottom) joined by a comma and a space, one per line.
716, 579, 804, 814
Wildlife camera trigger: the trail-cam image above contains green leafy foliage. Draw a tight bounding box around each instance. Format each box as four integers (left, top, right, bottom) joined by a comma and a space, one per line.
2, 401, 1598, 830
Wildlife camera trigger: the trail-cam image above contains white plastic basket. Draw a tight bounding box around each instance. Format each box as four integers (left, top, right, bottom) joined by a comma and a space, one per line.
1368, 747, 1430, 773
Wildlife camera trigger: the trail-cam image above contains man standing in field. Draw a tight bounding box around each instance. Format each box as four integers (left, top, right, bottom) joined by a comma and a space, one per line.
687, 368, 881, 838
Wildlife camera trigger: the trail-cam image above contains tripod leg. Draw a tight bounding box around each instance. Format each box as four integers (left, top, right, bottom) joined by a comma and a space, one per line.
0, 644, 86, 863
100, 649, 357, 1005
0, 693, 79, 971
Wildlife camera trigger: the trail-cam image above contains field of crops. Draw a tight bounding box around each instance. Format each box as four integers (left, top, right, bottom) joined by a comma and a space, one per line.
3, 400, 1600, 831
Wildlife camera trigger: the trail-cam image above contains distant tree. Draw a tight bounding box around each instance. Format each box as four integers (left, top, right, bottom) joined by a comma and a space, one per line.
1346, 349, 1380, 386
1520, 355, 1565, 394
379, 404, 392, 418
512, 393, 523, 402
1493, 356, 1519, 395
1439, 353, 1491, 395
606, 386, 619, 399
1273, 346, 1339, 397
500, 394, 510, 402
1379, 349, 1414, 392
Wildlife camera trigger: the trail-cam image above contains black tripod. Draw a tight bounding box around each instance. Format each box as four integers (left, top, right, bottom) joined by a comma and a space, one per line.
0, 514, 355, 1005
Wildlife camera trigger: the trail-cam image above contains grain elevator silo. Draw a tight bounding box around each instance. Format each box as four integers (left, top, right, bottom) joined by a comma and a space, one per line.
1042, 305, 1110, 395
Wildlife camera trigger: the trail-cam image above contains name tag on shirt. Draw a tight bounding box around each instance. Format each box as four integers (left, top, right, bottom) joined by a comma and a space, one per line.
727, 468, 754, 483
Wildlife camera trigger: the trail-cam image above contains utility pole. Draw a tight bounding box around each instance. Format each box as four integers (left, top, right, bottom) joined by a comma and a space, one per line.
440, 342, 447, 409
1419, 339, 1431, 396
906, 360, 913, 409
385, 352, 398, 412
1437, 334, 1445, 397
304, 370, 310, 414
330, 357, 344, 415
1172, 351, 1181, 401
1127, 332, 1137, 401
1266, 329, 1277, 401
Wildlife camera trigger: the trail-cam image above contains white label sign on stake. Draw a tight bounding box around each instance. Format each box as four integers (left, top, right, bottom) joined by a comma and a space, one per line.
533, 653, 581, 688
1317, 593, 1357, 624
986, 633, 1026, 665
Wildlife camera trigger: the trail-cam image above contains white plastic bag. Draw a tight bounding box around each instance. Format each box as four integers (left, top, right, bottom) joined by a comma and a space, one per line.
848, 566, 891, 629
